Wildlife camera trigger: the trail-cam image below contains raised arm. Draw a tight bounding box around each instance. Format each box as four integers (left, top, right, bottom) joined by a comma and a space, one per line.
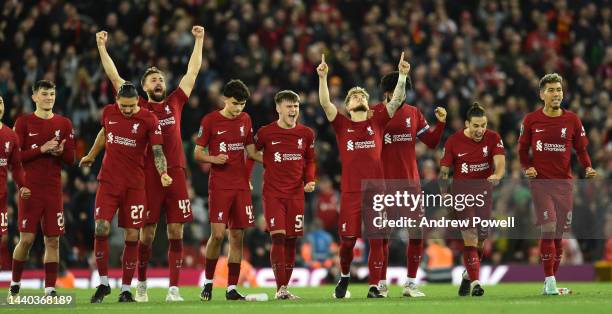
178, 26, 204, 97
96, 31, 126, 91
317, 54, 338, 122
386, 52, 410, 118
79, 128, 106, 167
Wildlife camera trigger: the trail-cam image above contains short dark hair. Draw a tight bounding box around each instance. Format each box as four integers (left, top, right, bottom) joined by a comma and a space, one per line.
466, 102, 486, 122
117, 82, 139, 98
274, 90, 300, 105
32, 80, 56, 93
380, 71, 413, 94
539, 73, 563, 91
223, 79, 250, 102
141, 67, 164, 86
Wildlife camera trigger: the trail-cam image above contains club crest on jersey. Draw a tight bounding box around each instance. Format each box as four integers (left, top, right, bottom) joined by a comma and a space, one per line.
240, 126, 245, 137
4, 142, 9, 153
54, 130, 61, 140
406, 117, 411, 128
270, 218, 275, 227
580, 126, 586, 137
367, 126, 374, 135
132, 123, 140, 134
342, 223, 347, 232
218, 212, 223, 221
561, 128, 567, 138
298, 138, 303, 149
483, 146, 488, 157
165, 105, 171, 114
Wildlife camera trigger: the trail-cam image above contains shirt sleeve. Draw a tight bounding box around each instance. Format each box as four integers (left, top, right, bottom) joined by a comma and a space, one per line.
195, 115, 210, 147
440, 138, 454, 168
60, 118, 76, 165
491, 132, 505, 156
170, 88, 189, 112
572, 115, 592, 169
518, 116, 533, 170
304, 128, 316, 183
254, 128, 265, 151
9, 134, 26, 188
148, 116, 164, 146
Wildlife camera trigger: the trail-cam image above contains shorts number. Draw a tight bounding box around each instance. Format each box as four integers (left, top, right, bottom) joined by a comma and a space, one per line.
245, 205, 254, 221
56, 212, 64, 228
295, 215, 304, 231
131, 205, 144, 220
178, 199, 191, 214
565, 211, 572, 226
1, 212, 7, 228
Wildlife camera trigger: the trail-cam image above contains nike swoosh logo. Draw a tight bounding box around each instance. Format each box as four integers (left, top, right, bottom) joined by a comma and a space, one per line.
535, 129, 544, 133
28, 133, 38, 136
109, 121, 118, 124
272, 141, 281, 145
217, 131, 226, 135
458, 153, 467, 157
347, 129, 355, 132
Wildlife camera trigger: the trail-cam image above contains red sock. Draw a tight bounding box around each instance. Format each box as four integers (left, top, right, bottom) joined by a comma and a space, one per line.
12, 259, 25, 282
368, 239, 384, 285
407, 239, 423, 278
227, 262, 241, 286
540, 233, 555, 277
554, 238, 563, 275
137, 241, 152, 282
44, 262, 58, 288
1, 240, 11, 270
381, 238, 389, 281
284, 237, 297, 286
463, 246, 480, 281
168, 239, 183, 287
205, 258, 218, 280
339, 237, 356, 275
270, 234, 287, 289
121, 241, 138, 286
94, 236, 109, 277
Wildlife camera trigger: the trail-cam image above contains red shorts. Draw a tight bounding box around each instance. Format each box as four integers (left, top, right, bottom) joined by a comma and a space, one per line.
339, 192, 362, 237
263, 195, 304, 236
0, 194, 7, 235
95, 181, 147, 229
208, 189, 254, 229
145, 167, 192, 224
18, 187, 64, 236
530, 181, 573, 232
452, 184, 493, 238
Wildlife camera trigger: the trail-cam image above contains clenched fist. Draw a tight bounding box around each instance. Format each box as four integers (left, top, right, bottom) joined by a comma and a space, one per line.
96, 31, 108, 47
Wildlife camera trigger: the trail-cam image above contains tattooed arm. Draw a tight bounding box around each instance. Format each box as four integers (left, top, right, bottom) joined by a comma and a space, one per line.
152, 144, 173, 186
385, 52, 410, 118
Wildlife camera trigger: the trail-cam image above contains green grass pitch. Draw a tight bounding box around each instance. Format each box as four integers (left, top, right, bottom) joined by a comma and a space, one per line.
5, 283, 611, 314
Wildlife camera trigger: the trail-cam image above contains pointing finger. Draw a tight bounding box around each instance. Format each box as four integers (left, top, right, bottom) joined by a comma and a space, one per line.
400, 51, 404, 62
321, 53, 325, 63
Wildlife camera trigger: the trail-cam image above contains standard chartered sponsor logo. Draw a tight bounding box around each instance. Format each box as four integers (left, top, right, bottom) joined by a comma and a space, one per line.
461, 162, 468, 173
536, 140, 566, 152
274, 152, 302, 162
461, 162, 489, 173
159, 116, 176, 126
107, 132, 136, 147
220, 142, 244, 153
0, 158, 7, 166
346, 140, 375, 151
384, 133, 392, 144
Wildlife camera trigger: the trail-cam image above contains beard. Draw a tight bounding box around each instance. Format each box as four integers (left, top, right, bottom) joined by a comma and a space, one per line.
351, 103, 368, 112
147, 90, 166, 102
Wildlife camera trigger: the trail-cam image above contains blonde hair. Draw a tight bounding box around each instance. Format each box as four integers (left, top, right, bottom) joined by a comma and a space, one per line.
344, 86, 370, 106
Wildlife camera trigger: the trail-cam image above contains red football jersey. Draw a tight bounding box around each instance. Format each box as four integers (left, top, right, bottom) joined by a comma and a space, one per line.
255, 122, 315, 199
331, 110, 390, 193
0, 125, 26, 195
14, 113, 75, 189
140, 88, 188, 170
440, 129, 505, 179
518, 108, 590, 179
98, 104, 163, 188
196, 111, 254, 191
373, 103, 437, 181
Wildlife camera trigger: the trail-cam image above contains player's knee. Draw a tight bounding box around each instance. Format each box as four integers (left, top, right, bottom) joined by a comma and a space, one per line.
140, 225, 156, 244
167, 224, 183, 239
94, 220, 110, 237
44, 237, 60, 250
125, 228, 139, 241
18, 233, 35, 248
209, 232, 225, 243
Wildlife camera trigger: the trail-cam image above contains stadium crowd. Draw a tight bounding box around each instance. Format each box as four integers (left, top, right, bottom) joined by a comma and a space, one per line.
0, 0, 610, 279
